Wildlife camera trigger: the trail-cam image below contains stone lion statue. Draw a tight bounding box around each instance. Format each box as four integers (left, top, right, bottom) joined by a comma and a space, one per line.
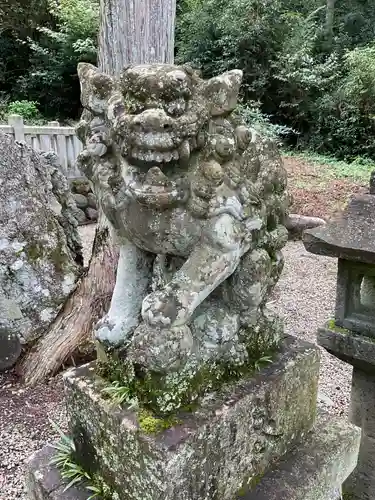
76, 63, 289, 373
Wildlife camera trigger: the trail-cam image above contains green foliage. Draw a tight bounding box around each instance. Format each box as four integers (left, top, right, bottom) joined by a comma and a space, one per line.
20, 0, 98, 119
7, 100, 42, 123
2, 0, 375, 159
236, 102, 296, 145
177, 0, 375, 161
0, 0, 52, 35
1, 0, 98, 120
176, 0, 288, 100
49, 420, 113, 499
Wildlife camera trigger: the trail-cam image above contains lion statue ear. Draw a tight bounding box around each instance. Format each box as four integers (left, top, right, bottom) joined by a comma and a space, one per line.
77, 63, 114, 114
204, 69, 243, 117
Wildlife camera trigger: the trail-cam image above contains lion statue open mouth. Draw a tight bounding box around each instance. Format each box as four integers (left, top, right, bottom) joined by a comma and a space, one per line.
76, 62, 289, 374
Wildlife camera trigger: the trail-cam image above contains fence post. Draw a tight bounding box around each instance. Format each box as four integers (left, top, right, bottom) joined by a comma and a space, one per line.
8, 114, 25, 142
47, 121, 60, 153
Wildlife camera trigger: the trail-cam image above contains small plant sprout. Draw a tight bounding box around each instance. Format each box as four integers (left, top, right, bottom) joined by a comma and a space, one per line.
254, 355, 274, 372
101, 380, 135, 406
49, 420, 110, 499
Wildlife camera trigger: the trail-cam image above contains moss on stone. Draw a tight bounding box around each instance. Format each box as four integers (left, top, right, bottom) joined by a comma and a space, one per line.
237, 471, 265, 496
25, 242, 44, 262
96, 344, 279, 417
342, 493, 354, 500
50, 244, 69, 274
327, 319, 351, 334
138, 409, 181, 434
24, 228, 70, 273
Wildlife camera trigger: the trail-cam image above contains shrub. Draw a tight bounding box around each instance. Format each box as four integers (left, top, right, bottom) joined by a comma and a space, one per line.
301, 43, 375, 159
236, 101, 296, 146
7, 100, 42, 123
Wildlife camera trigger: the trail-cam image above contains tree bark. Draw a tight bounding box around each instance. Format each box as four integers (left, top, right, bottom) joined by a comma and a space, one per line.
99, 0, 176, 75
18, 0, 177, 385
324, 0, 336, 48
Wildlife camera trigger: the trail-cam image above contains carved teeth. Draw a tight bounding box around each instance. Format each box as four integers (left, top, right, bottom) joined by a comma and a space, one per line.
131, 148, 179, 163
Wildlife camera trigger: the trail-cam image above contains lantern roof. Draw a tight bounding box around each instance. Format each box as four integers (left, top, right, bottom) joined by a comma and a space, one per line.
303, 192, 375, 265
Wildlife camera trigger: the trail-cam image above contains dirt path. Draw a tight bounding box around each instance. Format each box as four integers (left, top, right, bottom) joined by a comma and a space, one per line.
284, 155, 368, 219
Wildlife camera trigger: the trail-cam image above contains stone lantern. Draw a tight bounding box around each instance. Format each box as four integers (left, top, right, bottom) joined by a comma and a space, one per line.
303, 175, 375, 500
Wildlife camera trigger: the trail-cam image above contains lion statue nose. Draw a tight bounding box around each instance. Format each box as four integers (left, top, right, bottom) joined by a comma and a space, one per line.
132, 109, 173, 133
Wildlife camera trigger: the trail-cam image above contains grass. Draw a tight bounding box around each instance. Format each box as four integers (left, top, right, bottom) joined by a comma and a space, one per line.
284, 150, 375, 183
49, 420, 113, 499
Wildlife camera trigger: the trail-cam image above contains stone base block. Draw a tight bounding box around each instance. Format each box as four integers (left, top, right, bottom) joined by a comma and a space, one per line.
26, 446, 91, 500
63, 336, 319, 500
344, 368, 375, 500
26, 411, 360, 500
241, 411, 360, 500
344, 432, 375, 500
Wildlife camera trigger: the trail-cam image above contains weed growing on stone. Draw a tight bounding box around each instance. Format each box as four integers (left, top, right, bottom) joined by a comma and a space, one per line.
253, 355, 273, 371
101, 380, 135, 407
99, 349, 278, 428
49, 420, 116, 500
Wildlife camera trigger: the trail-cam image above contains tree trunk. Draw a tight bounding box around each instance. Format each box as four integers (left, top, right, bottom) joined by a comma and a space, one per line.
99, 0, 176, 75
324, 0, 336, 48
18, 0, 177, 385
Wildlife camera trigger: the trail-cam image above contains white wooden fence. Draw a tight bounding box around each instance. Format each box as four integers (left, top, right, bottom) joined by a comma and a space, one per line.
0, 115, 83, 179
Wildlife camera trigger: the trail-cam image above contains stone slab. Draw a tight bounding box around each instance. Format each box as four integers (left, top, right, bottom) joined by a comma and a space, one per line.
63, 336, 320, 500
318, 326, 375, 373
26, 445, 92, 500
344, 432, 375, 500
344, 368, 375, 500
285, 214, 325, 240
240, 411, 360, 500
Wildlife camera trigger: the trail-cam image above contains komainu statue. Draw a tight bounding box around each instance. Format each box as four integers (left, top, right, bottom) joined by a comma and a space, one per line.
76, 63, 289, 378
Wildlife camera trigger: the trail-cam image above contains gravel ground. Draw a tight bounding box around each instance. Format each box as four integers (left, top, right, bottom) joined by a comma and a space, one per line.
0, 231, 352, 499
271, 241, 352, 416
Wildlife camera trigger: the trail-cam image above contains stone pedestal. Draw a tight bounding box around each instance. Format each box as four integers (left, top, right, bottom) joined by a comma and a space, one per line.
26, 411, 360, 500
25, 336, 361, 500
318, 325, 375, 500
63, 337, 319, 500
242, 411, 360, 500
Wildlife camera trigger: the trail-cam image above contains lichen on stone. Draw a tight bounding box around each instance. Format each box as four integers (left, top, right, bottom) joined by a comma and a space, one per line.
98, 340, 279, 417
0, 134, 83, 346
